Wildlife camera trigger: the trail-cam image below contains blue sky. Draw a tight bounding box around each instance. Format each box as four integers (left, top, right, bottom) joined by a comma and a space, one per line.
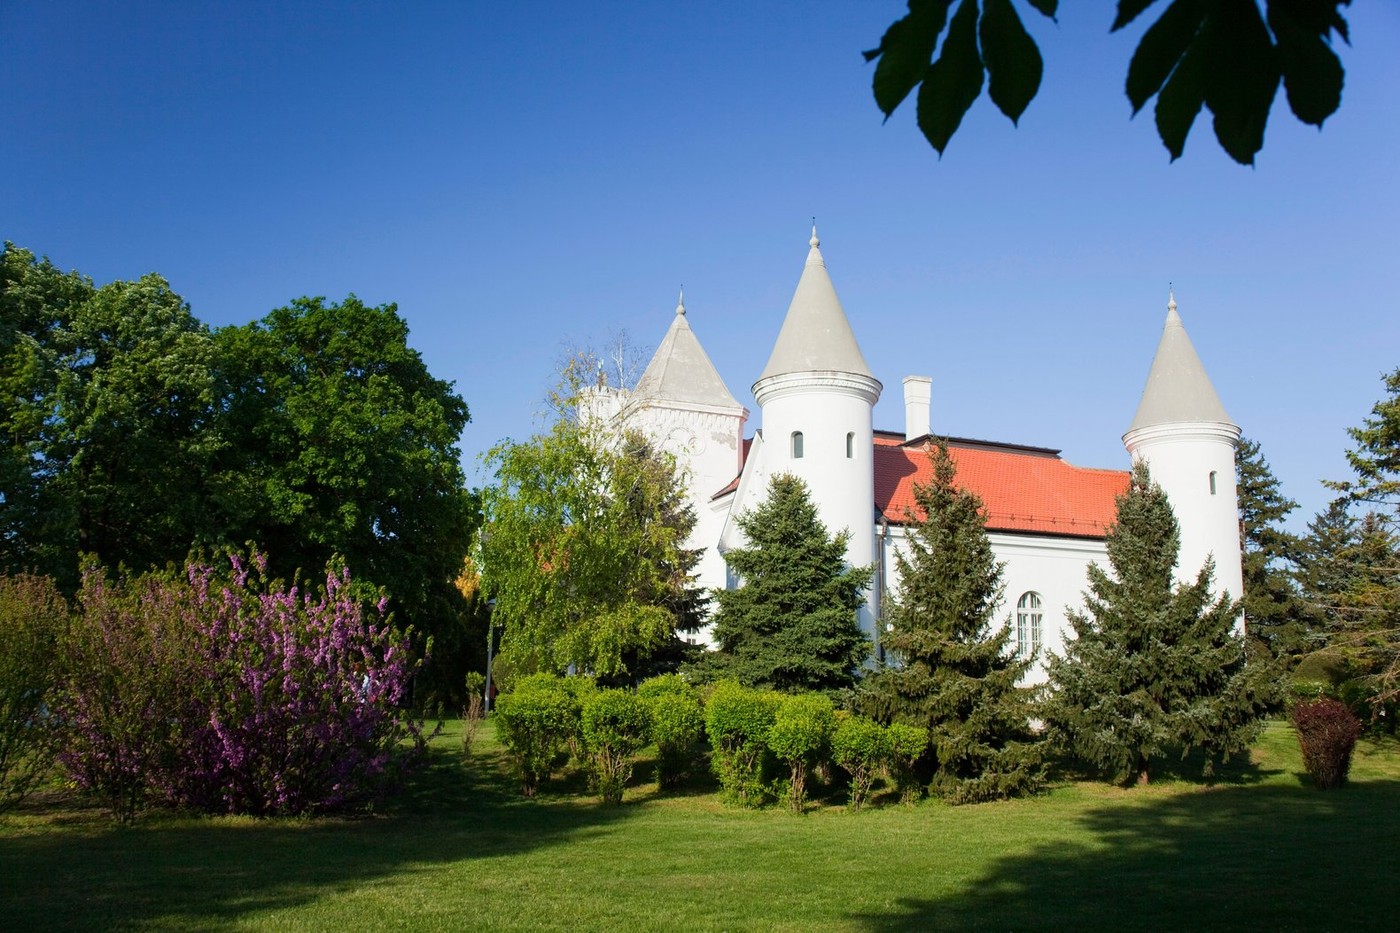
4, 2, 1397, 530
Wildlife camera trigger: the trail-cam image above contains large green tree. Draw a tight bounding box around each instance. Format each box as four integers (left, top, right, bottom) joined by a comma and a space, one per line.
867, 0, 1352, 164
1236, 436, 1309, 659
210, 296, 478, 703
859, 441, 1044, 803
1046, 462, 1277, 784
705, 473, 871, 695
481, 420, 704, 681
1312, 367, 1400, 706
1, 245, 215, 586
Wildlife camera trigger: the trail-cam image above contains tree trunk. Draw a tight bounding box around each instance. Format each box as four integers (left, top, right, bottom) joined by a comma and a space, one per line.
1135, 753, 1150, 786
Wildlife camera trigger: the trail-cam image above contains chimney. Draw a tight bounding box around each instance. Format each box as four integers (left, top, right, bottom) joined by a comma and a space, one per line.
903, 376, 932, 442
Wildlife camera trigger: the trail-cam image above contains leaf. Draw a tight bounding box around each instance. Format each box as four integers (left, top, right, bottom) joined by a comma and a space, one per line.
1126, 0, 1205, 115
868, 0, 954, 118
1268, 2, 1345, 126
1112, 0, 1164, 32
1202, 0, 1280, 165
1154, 39, 1206, 161
916, 0, 985, 154
1023, 0, 1057, 19
979, 0, 1042, 124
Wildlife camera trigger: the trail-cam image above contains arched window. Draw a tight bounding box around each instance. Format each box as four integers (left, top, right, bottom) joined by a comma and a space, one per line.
846, 432, 855, 458
1209, 470, 1218, 495
1016, 592, 1043, 660
791, 431, 804, 459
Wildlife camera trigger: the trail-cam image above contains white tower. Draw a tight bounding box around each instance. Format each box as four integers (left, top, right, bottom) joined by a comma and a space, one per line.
1122, 293, 1243, 608
751, 228, 883, 632
627, 291, 749, 599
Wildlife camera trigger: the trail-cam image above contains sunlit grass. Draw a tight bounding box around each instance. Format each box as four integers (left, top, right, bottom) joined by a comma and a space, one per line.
2, 719, 1396, 931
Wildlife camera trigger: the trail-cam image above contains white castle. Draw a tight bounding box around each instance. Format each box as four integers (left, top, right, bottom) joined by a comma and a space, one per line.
590, 229, 1242, 675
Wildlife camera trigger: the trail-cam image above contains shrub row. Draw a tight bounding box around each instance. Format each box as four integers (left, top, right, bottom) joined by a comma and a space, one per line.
0, 557, 426, 820
492, 677, 929, 810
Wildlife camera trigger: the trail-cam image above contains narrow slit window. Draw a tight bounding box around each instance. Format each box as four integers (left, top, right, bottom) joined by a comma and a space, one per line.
1209, 470, 1217, 495
846, 432, 854, 458
791, 431, 804, 459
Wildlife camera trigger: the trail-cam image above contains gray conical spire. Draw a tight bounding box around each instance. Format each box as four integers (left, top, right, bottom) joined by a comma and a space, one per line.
632, 291, 744, 409
1127, 292, 1233, 432
756, 227, 874, 383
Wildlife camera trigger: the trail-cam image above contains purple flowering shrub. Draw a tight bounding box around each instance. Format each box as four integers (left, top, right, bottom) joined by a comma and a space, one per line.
55, 554, 427, 820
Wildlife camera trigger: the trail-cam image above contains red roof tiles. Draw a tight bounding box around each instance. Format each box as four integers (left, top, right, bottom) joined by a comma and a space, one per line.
876, 436, 1128, 538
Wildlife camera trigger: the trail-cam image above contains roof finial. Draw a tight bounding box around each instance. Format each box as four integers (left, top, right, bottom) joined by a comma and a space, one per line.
810, 218, 819, 249
1167, 284, 1177, 314
676, 287, 685, 316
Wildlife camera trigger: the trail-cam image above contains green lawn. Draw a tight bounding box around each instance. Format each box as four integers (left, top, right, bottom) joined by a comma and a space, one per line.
2, 720, 1397, 932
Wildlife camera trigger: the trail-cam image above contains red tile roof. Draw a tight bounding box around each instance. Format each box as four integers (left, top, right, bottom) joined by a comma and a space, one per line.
876, 434, 1128, 538
714, 432, 1127, 539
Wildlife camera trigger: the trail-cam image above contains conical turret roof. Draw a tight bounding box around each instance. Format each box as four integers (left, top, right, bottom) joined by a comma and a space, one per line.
632, 290, 744, 410
756, 228, 874, 383
1128, 293, 1233, 432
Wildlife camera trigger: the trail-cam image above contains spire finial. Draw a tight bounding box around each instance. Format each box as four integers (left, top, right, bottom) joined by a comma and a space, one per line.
810, 218, 819, 249
1167, 284, 1178, 315
676, 287, 685, 316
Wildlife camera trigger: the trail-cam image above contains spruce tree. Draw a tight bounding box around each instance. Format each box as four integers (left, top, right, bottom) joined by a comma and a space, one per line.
1236, 437, 1308, 658
1046, 462, 1277, 785
706, 473, 871, 694
860, 441, 1044, 803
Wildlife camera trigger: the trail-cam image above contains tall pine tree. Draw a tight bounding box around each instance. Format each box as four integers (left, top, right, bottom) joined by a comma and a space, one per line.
705, 474, 870, 694
1236, 437, 1308, 659
860, 441, 1044, 804
1046, 462, 1277, 785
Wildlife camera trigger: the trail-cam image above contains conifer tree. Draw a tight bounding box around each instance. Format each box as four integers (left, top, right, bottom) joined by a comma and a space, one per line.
1047, 463, 1278, 785
859, 441, 1044, 803
1236, 437, 1308, 658
705, 474, 870, 694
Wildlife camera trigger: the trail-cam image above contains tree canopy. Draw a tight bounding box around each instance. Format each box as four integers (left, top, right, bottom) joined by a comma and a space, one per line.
1236, 436, 1308, 658
480, 418, 704, 681
867, 0, 1352, 164
1, 243, 479, 704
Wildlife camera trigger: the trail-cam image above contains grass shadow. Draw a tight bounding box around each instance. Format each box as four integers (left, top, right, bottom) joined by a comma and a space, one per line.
0, 723, 645, 932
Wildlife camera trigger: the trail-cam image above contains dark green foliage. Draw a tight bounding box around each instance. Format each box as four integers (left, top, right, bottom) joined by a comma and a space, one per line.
861, 441, 1045, 804
1236, 437, 1309, 659
866, 1, 1351, 165
211, 296, 478, 705
704, 681, 781, 807
580, 689, 652, 804
0, 574, 68, 811
638, 675, 705, 789
1046, 463, 1279, 785
707, 474, 871, 694
830, 713, 889, 810
0, 245, 480, 707
766, 693, 836, 812
1291, 697, 1361, 789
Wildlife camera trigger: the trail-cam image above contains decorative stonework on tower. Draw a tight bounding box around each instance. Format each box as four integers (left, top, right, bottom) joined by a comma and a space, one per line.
1123, 293, 1244, 609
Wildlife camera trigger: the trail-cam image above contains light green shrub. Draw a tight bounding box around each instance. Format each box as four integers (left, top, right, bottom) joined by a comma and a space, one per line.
704, 681, 781, 807
581, 689, 652, 804
639, 675, 704, 789
767, 693, 835, 812
831, 713, 890, 810
0, 574, 68, 812
885, 722, 928, 805
493, 677, 576, 796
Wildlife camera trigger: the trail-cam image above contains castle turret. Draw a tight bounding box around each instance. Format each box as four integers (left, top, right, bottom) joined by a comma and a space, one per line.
752, 228, 882, 632
628, 291, 748, 602
1122, 293, 1243, 608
